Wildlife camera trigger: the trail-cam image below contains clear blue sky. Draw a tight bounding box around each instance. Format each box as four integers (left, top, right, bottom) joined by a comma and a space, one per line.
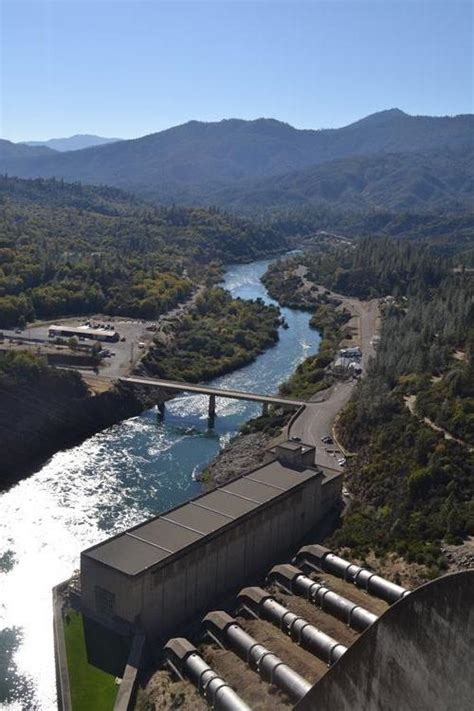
1, 0, 472, 142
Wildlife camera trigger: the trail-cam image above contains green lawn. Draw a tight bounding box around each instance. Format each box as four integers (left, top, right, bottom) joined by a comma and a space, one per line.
63, 610, 118, 711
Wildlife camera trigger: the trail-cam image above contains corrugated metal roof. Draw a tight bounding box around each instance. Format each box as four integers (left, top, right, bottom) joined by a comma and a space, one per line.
82, 455, 321, 577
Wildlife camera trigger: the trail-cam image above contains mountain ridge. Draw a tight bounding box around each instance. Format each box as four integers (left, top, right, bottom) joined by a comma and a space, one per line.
22, 134, 122, 152
1, 109, 472, 212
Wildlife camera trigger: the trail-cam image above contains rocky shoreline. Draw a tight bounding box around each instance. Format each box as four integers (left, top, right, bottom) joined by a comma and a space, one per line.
197, 430, 278, 489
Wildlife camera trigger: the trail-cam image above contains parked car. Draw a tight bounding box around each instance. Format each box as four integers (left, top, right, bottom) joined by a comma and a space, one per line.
321, 435, 333, 444
290, 436, 301, 442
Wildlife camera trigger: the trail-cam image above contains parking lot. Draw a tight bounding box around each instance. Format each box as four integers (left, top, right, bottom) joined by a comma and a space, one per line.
1, 315, 158, 379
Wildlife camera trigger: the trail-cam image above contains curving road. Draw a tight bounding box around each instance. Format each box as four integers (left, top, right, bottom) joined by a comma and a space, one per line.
289, 282, 379, 470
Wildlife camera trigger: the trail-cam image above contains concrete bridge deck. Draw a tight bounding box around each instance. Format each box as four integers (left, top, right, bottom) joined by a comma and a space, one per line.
120, 376, 306, 409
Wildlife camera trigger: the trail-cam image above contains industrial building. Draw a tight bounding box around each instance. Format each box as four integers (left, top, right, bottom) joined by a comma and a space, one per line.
80, 441, 341, 642
48, 324, 120, 342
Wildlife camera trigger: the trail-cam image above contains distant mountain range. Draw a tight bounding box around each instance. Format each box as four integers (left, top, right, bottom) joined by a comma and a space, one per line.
22, 134, 122, 152
1, 109, 473, 213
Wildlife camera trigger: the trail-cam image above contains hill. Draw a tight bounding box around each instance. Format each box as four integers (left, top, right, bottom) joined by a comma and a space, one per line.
0, 138, 55, 161
23, 134, 122, 152
0, 176, 288, 327
0, 110, 472, 208
210, 147, 474, 213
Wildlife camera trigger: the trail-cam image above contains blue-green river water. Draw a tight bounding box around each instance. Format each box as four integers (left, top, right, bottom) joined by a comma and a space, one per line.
0, 258, 320, 710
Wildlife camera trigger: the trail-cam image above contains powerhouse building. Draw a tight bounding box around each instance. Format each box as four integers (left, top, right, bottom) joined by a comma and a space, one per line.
81, 441, 341, 642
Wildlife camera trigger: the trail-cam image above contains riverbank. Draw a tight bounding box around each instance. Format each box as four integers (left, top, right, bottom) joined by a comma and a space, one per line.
197, 430, 276, 488
0, 368, 156, 489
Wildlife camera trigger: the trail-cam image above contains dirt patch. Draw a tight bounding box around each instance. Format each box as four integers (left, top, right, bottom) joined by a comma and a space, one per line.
441, 537, 474, 573
351, 551, 429, 590
136, 670, 207, 711
198, 431, 275, 488
269, 585, 360, 648
306, 569, 390, 616
201, 641, 292, 710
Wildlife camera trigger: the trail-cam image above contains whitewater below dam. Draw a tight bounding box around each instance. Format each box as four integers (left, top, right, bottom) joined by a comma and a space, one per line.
0, 258, 321, 710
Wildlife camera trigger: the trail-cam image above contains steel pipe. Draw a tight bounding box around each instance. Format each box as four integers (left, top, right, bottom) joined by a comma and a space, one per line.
295, 545, 409, 604
268, 564, 377, 631
203, 611, 311, 703
164, 637, 251, 711
238, 587, 347, 664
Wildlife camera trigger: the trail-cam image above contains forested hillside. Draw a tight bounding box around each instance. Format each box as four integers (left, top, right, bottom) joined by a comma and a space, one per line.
303, 236, 447, 298
211, 147, 474, 213
0, 177, 287, 327
260, 239, 473, 575
329, 244, 474, 575
1, 110, 472, 209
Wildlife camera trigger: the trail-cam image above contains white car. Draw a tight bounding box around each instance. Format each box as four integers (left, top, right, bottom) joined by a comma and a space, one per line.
337, 458, 347, 467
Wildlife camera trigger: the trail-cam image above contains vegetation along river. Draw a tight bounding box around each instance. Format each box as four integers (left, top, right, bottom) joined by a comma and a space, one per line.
0, 257, 321, 710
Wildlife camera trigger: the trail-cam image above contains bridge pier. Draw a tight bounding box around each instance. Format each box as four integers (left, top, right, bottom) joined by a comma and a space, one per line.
262, 402, 269, 417
208, 394, 216, 419
157, 402, 165, 419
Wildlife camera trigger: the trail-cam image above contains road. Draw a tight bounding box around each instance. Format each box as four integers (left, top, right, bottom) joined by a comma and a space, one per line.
288, 271, 380, 469
290, 381, 356, 469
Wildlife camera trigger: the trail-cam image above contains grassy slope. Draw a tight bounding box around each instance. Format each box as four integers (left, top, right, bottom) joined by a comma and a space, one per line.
64, 611, 117, 711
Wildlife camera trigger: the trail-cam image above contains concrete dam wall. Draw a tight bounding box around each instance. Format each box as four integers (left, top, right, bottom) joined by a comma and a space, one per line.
296, 569, 474, 711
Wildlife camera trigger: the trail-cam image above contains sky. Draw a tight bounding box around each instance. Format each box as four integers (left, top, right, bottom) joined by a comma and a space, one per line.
0, 0, 472, 142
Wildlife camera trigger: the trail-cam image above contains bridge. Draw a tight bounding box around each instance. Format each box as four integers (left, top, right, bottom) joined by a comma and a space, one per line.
120, 376, 306, 419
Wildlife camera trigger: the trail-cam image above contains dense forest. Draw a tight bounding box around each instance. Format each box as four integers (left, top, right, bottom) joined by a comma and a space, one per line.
0, 177, 288, 327
303, 236, 447, 298
142, 288, 281, 382
211, 147, 474, 214
268, 208, 474, 259
330, 258, 473, 574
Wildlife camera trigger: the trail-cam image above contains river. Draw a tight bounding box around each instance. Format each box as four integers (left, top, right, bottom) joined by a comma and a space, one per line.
0, 258, 320, 711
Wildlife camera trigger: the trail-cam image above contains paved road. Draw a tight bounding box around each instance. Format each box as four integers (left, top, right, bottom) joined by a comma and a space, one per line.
290, 381, 356, 469
288, 272, 380, 469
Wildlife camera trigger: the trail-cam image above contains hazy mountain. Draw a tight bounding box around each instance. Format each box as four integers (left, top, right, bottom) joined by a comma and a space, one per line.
208, 147, 474, 213
0, 139, 55, 160
0, 110, 472, 210
23, 134, 122, 152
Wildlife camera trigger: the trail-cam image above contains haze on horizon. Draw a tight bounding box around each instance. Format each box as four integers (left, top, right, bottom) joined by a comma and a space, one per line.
1, 0, 472, 143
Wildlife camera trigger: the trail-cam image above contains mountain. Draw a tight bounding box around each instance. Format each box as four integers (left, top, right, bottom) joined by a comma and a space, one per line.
0, 110, 472, 209
208, 147, 474, 213
22, 134, 122, 152
0, 139, 55, 160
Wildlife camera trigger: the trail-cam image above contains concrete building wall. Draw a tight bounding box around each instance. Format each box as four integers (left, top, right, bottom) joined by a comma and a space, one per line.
81, 557, 140, 623
81, 472, 324, 641
138, 475, 322, 640
321, 473, 342, 510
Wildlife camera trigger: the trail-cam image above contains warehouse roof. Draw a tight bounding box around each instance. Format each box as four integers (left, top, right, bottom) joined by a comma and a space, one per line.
49, 325, 118, 338
82, 452, 320, 577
